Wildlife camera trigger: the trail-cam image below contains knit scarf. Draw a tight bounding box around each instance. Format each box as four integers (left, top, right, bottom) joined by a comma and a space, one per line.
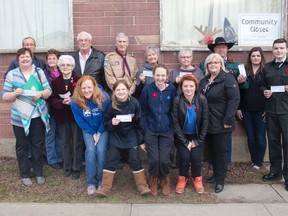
115, 48, 131, 77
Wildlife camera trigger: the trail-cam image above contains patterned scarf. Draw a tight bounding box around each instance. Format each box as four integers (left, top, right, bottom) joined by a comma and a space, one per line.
115, 48, 131, 77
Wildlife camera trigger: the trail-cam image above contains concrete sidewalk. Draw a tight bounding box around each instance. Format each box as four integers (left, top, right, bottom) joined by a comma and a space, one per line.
0, 203, 288, 216
0, 183, 287, 216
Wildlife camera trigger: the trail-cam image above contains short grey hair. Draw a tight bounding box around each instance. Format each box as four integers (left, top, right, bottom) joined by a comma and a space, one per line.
77, 31, 92, 41
178, 49, 193, 59
58, 55, 75, 69
144, 45, 160, 58
116, 32, 128, 41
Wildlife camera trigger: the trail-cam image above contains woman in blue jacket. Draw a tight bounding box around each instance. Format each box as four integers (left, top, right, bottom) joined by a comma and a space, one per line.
140, 63, 176, 196
71, 75, 110, 195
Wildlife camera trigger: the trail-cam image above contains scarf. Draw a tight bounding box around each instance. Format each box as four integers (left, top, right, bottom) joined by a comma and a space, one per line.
115, 48, 131, 77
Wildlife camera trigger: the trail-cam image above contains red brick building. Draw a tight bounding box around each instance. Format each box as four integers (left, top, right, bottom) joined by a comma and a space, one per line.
0, 0, 287, 160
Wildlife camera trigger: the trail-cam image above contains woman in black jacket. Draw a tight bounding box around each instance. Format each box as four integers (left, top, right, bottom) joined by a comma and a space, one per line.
96, 80, 150, 197
199, 53, 240, 193
171, 74, 208, 194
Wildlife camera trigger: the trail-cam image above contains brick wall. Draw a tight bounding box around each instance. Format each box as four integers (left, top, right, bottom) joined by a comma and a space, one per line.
0, 0, 283, 139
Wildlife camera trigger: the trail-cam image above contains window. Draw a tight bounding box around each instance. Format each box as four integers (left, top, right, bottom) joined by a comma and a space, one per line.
0, 0, 73, 53
160, 0, 285, 50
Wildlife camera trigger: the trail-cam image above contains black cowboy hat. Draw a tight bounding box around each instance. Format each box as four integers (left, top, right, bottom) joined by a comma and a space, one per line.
207, 37, 234, 52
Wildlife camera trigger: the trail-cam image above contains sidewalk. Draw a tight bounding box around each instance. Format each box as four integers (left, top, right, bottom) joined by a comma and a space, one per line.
0, 184, 287, 216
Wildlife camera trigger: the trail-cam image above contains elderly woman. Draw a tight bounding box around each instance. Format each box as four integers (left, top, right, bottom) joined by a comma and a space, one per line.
49, 55, 83, 180
168, 49, 204, 90
134, 45, 160, 98
171, 74, 208, 194
2, 48, 51, 186
199, 53, 240, 193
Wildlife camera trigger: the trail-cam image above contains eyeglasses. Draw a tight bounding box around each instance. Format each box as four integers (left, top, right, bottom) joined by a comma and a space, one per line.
60, 64, 73, 67
78, 39, 91, 43
23, 43, 35, 46
180, 56, 192, 59
208, 61, 220, 65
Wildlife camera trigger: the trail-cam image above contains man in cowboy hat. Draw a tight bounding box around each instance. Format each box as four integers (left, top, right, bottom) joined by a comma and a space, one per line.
200, 37, 244, 80
199, 37, 247, 175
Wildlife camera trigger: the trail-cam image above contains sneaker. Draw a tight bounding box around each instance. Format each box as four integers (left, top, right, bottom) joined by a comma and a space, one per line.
192, 176, 204, 194
248, 165, 260, 173
175, 176, 187, 194
36, 176, 46, 184
22, 178, 32, 186
87, 185, 96, 195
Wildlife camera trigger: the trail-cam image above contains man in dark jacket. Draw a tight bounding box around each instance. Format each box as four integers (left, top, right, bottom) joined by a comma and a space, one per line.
72, 31, 107, 91
260, 38, 288, 191
4, 37, 46, 79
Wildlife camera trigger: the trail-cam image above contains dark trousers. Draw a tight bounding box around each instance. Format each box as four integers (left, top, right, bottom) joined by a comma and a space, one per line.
205, 132, 231, 185
58, 121, 83, 173
104, 145, 143, 172
176, 142, 202, 179
13, 117, 45, 178
266, 113, 288, 179
145, 130, 174, 179
242, 111, 267, 167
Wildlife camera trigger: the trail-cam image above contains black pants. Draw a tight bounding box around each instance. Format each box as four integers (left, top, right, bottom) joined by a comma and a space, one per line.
58, 121, 83, 173
13, 117, 45, 178
205, 132, 231, 185
145, 130, 174, 179
104, 145, 143, 172
266, 113, 288, 180
176, 142, 202, 179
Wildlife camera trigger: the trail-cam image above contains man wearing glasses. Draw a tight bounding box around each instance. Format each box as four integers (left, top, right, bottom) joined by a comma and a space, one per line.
4, 37, 46, 79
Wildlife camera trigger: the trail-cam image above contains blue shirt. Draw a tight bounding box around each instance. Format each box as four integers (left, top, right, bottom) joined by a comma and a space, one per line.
182, 104, 197, 134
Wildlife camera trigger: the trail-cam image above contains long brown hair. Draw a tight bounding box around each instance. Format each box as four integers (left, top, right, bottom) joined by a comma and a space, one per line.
111, 80, 130, 111
72, 75, 105, 110
245, 47, 266, 76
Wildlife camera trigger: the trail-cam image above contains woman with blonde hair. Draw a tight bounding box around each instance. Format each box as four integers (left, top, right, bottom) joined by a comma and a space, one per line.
199, 53, 240, 193
71, 75, 110, 195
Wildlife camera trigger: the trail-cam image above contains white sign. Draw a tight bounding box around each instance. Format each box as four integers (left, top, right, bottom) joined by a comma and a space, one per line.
271, 85, 285, 93
142, 70, 153, 77
238, 14, 281, 45
59, 91, 71, 99
238, 64, 247, 77
116, 115, 132, 122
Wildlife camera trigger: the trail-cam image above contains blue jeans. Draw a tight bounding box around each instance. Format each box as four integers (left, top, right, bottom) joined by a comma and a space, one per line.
83, 131, 108, 187
45, 115, 63, 164
242, 111, 267, 167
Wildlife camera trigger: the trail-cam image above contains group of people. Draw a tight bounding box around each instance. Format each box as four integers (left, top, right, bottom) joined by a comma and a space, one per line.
2, 31, 288, 197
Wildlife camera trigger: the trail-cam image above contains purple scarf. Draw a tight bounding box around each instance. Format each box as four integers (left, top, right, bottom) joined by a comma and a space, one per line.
115, 48, 131, 77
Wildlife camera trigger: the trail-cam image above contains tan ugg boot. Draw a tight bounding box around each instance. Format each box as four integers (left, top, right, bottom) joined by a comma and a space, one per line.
95, 170, 115, 197
133, 169, 151, 195
148, 177, 159, 196
160, 175, 171, 196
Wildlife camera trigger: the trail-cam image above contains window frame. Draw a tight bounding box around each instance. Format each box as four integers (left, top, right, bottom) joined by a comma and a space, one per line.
160, 0, 288, 51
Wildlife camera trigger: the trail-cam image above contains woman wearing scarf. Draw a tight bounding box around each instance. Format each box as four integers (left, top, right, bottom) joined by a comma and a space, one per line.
2, 48, 51, 186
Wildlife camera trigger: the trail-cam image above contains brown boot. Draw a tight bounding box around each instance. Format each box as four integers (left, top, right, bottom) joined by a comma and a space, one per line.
148, 177, 159, 196
160, 175, 171, 196
95, 170, 115, 197
133, 169, 151, 195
